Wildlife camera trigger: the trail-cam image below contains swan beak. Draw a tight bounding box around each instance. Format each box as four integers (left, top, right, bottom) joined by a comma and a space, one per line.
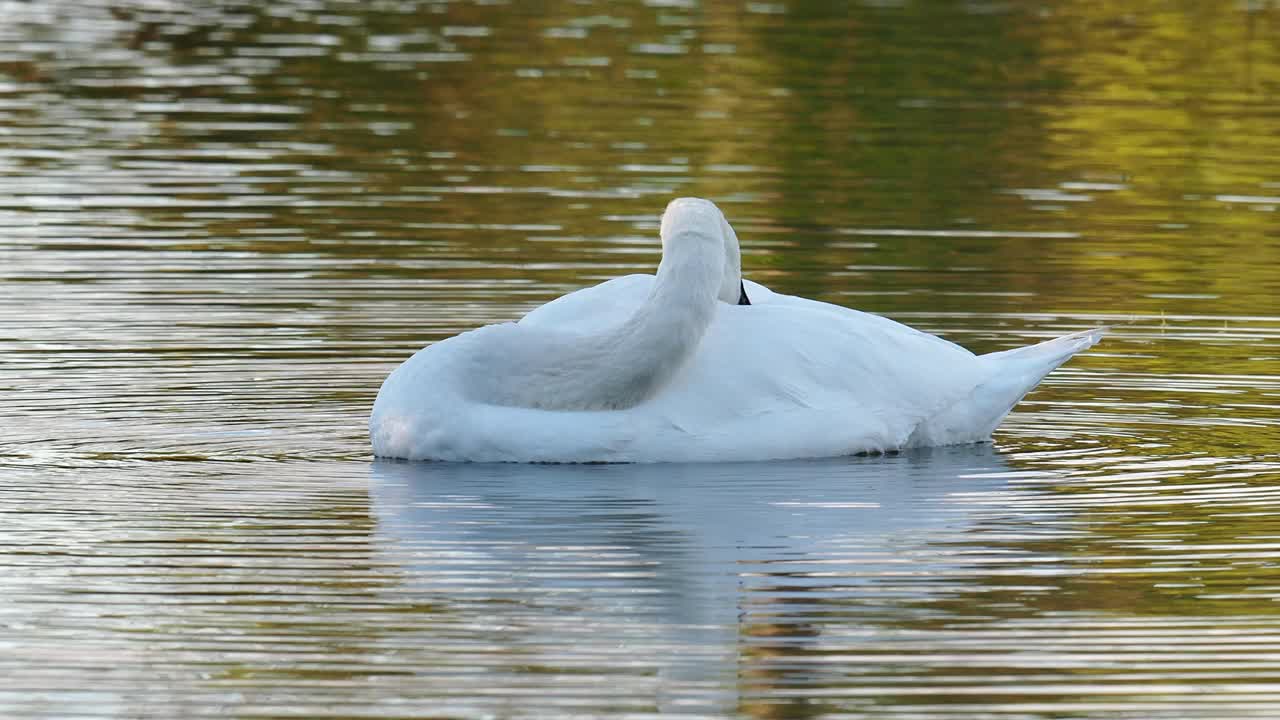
737, 280, 751, 306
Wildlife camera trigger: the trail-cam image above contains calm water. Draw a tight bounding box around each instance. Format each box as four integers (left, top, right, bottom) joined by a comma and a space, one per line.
4, 1, 1280, 717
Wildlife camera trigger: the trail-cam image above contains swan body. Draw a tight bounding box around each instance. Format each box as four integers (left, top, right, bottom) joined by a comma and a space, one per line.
370, 198, 1103, 463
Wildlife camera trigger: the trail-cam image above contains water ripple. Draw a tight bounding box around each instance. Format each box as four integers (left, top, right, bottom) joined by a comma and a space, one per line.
4, 1, 1280, 718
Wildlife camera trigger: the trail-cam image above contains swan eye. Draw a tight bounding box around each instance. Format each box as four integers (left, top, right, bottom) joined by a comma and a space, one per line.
737, 281, 751, 306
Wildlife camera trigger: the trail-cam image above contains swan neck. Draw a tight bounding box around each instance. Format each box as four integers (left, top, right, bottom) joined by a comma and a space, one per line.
641, 235, 721, 333
613, 241, 718, 348
464, 207, 727, 413
582, 234, 721, 408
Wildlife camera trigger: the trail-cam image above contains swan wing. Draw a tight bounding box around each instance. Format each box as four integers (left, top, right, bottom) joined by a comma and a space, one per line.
638, 300, 989, 458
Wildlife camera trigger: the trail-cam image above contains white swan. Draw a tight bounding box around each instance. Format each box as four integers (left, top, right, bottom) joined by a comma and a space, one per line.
370, 197, 1104, 463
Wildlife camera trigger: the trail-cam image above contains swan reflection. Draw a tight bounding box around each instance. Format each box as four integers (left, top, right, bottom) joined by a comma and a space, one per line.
368, 446, 1028, 712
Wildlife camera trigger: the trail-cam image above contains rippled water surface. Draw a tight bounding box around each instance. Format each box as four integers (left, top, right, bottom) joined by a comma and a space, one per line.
4, 1, 1280, 717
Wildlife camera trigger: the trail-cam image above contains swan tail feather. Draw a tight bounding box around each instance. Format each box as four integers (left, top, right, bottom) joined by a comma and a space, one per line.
979, 327, 1107, 379
907, 327, 1106, 447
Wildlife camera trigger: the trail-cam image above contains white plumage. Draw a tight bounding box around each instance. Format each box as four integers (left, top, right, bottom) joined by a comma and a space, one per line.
370, 198, 1103, 462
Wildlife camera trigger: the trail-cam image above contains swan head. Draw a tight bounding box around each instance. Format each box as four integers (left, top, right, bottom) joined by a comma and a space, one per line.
661, 197, 750, 306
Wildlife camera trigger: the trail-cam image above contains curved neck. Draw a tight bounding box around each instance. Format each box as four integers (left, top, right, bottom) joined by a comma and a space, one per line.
585, 235, 723, 408
614, 233, 727, 381
476, 233, 724, 412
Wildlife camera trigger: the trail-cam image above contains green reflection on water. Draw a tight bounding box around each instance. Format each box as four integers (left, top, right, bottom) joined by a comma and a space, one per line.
38, 0, 1273, 321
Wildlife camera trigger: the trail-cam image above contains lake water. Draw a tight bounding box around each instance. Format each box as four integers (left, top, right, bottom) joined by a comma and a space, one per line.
3, 1, 1280, 717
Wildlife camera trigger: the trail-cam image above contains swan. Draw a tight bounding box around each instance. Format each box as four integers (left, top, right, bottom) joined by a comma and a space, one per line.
370, 197, 1104, 463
